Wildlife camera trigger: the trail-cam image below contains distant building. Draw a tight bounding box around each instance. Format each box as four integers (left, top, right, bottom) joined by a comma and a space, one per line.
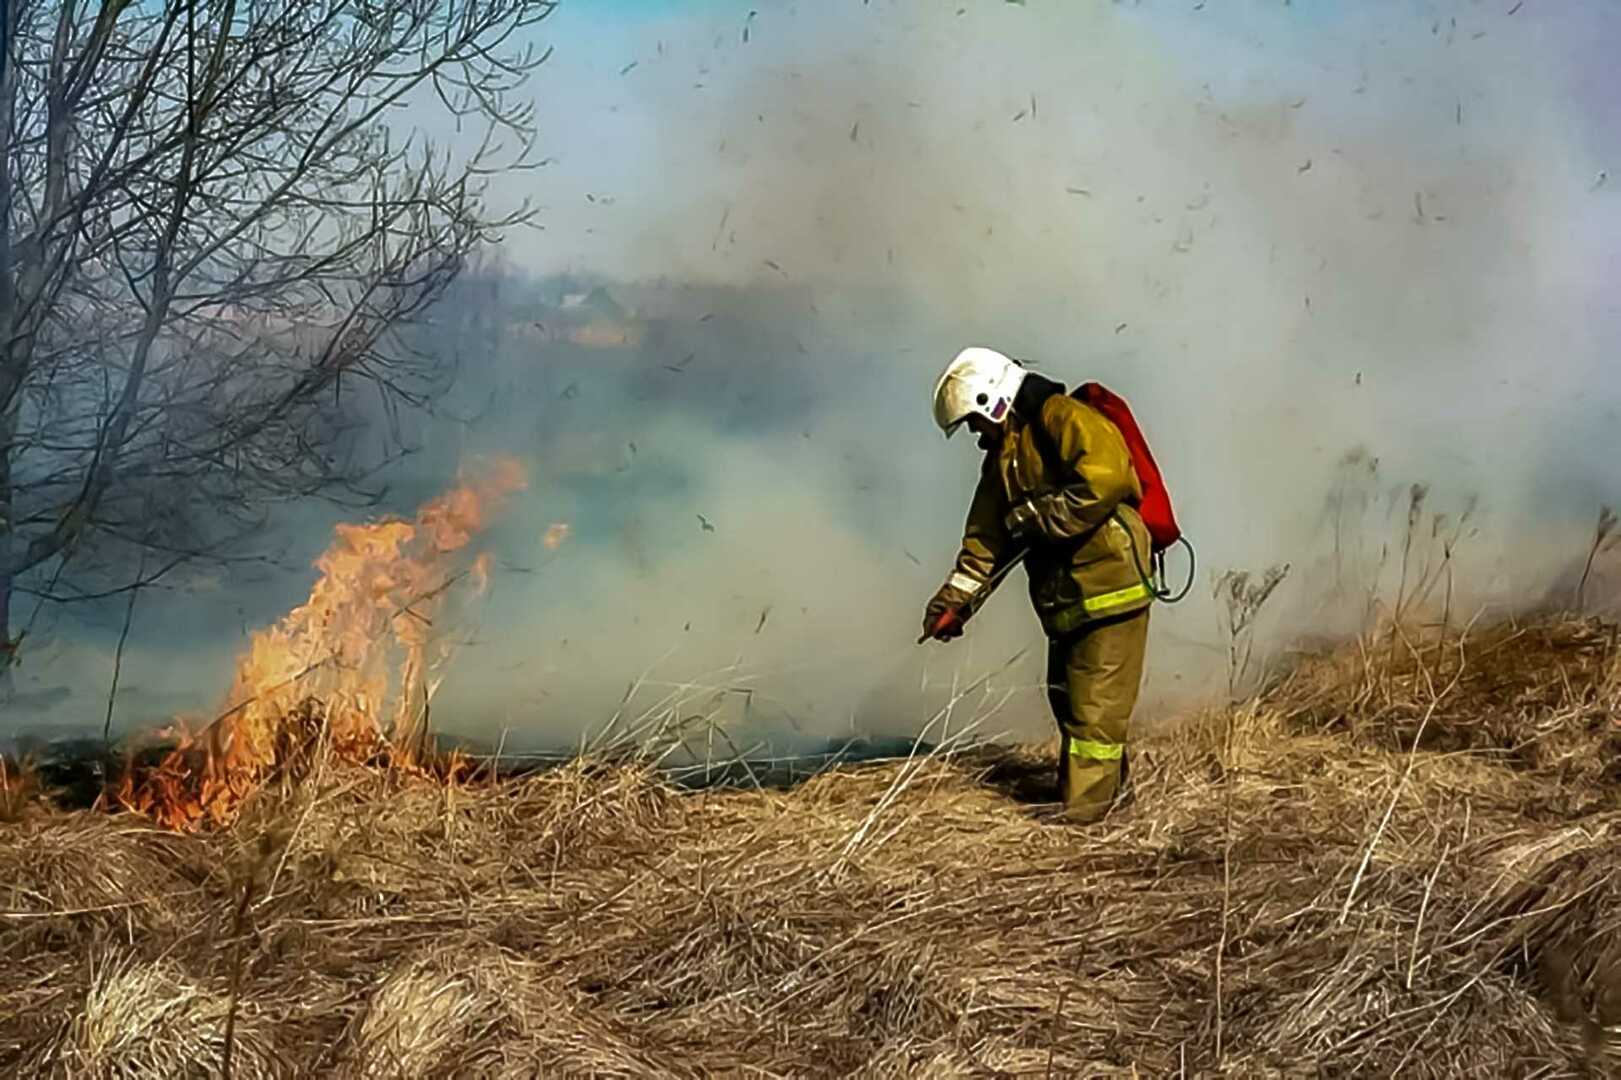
531, 281, 645, 348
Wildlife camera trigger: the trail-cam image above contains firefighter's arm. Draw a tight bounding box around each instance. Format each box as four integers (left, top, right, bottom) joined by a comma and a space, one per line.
1012, 397, 1136, 543
934, 459, 1013, 612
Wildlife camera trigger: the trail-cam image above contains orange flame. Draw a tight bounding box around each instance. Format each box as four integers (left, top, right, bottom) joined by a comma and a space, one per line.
117, 458, 526, 829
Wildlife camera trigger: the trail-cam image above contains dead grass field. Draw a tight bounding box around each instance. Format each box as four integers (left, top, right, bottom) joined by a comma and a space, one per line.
3, 615, 1620, 1078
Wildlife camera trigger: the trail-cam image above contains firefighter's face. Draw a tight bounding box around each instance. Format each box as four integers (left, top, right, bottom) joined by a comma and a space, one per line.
966, 413, 1002, 451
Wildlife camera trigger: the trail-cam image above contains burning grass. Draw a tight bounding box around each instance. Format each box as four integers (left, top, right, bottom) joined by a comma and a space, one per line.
113, 457, 528, 831
3, 613, 1620, 1076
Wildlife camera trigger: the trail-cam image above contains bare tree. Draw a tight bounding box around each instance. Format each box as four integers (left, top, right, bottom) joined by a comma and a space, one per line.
0, 0, 557, 687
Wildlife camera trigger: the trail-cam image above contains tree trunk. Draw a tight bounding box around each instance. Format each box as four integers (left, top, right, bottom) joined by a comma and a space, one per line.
0, 400, 13, 695
0, 372, 14, 701
0, 560, 12, 696
0, 0, 16, 695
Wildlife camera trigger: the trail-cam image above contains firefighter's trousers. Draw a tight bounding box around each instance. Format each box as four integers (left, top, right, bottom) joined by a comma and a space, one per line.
1045, 607, 1150, 822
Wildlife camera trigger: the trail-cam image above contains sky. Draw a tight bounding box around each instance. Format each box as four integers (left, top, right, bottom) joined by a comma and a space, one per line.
8, 0, 1621, 755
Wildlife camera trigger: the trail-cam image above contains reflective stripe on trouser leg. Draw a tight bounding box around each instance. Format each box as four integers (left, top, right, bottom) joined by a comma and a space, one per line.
1068, 738, 1123, 761
1047, 608, 1149, 820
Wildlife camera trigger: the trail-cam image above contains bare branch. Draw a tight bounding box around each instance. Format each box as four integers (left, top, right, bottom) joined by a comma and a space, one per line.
0, 0, 558, 649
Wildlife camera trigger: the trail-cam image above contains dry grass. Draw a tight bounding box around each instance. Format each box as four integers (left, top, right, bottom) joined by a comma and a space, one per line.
3, 614, 1620, 1077
28, 953, 281, 1080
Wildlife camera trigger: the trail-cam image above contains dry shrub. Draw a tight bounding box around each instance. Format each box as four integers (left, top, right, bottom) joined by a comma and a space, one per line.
495, 760, 687, 870
1271, 616, 1621, 771
853, 1046, 986, 1080
342, 949, 527, 1079
296, 760, 676, 876
492, 999, 691, 1080
588, 886, 823, 1012
845, 942, 962, 1047
24, 954, 278, 1080
0, 816, 203, 936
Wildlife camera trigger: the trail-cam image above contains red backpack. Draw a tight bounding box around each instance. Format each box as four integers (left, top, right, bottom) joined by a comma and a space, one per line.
1074, 382, 1181, 551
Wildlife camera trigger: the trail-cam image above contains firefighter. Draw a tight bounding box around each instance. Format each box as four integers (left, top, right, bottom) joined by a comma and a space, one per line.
923, 346, 1153, 822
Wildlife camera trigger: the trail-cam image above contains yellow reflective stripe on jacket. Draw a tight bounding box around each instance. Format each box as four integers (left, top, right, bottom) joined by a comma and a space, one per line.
1082, 582, 1152, 614
1068, 738, 1123, 761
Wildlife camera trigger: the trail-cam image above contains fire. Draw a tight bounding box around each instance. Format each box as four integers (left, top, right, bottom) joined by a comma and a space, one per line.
543, 522, 571, 550
117, 458, 526, 830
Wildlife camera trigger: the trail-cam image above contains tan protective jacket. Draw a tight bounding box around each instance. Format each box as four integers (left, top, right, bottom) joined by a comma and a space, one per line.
941, 374, 1154, 636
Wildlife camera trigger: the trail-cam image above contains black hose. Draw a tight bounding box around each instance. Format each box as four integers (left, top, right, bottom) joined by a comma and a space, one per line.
1154, 536, 1197, 604
1118, 510, 1196, 604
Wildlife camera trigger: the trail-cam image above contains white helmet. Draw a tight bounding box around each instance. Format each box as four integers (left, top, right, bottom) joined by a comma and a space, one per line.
931, 346, 1026, 438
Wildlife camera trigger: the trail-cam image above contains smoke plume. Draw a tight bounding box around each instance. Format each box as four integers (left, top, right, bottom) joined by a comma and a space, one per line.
9, 2, 1621, 755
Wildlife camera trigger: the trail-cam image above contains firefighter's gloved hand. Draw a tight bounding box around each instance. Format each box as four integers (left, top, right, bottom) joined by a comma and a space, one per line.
1004, 497, 1044, 541
923, 584, 971, 641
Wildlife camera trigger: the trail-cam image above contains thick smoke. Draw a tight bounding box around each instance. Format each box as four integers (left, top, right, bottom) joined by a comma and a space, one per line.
9, 2, 1621, 754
